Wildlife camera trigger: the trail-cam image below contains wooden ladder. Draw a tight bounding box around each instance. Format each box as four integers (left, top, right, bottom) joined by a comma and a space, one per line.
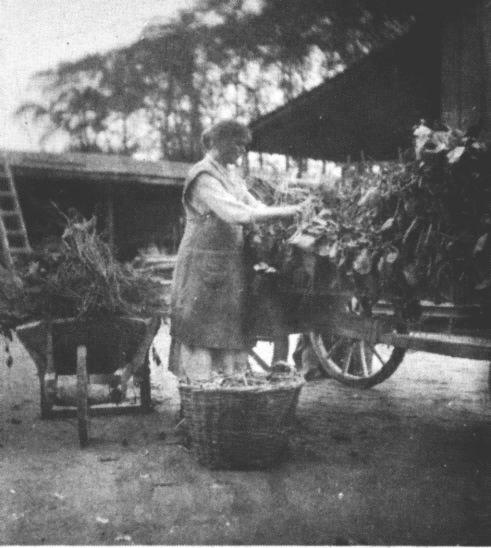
0, 154, 31, 270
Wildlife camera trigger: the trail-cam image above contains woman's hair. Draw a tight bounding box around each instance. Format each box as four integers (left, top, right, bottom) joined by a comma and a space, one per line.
201, 120, 252, 151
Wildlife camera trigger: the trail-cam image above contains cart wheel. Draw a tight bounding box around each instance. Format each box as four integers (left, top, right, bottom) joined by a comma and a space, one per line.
139, 353, 152, 413
76, 345, 89, 447
309, 331, 406, 388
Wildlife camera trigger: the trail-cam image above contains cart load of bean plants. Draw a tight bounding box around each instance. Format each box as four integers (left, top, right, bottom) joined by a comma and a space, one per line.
245, 124, 490, 314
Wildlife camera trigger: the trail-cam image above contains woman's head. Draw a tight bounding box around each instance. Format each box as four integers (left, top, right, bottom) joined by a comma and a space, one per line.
201, 120, 251, 165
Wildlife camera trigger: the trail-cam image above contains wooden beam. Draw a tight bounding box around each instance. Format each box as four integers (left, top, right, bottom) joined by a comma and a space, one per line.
0, 214, 14, 271
482, 0, 491, 139
306, 313, 395, 344
380, 331, 491, 361
105, 184, 115, 252
13, 167, 184, 187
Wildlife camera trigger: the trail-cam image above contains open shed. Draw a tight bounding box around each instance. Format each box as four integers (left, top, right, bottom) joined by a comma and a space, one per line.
249, 0, 491, 161
4, 150, 190, 260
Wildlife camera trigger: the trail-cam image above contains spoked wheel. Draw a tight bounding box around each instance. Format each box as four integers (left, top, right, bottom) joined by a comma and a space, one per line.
76, 345, 89, 448
309, 296, 407, 389
309, 331, 406, 388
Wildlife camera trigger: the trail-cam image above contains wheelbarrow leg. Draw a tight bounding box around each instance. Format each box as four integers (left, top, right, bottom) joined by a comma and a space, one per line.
40, 321, 56, 419
77, 345, 89, 448
39, 373, 55, 419
139, 351, 152, 413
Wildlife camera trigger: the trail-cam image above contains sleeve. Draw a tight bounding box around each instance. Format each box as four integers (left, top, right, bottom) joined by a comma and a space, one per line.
238, 181, 264, 209
191, 173, 265, 224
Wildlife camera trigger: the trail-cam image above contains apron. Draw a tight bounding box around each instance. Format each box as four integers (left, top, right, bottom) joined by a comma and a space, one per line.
170, 156, 251, 350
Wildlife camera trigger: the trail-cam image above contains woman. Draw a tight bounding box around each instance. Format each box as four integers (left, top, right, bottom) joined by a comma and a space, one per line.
169, 120, 300, 381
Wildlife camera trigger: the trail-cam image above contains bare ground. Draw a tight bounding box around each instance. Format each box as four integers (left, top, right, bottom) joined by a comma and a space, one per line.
0, 324, 490, 545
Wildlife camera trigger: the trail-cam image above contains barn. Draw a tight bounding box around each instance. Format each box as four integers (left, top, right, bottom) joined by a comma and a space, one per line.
249, 0, 491, 161
2, 150, 189, 261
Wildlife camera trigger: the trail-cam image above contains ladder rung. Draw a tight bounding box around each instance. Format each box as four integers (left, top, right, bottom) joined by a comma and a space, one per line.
7, 229, 28, 237
9, 247, 31, 254
0, 158, 30, 255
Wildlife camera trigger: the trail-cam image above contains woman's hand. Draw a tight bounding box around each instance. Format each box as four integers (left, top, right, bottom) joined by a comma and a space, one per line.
251, 202, 305, 223
278, 204, 302, 218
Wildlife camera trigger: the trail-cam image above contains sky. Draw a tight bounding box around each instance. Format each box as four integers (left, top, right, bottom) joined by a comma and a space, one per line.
0, 0, 195, 151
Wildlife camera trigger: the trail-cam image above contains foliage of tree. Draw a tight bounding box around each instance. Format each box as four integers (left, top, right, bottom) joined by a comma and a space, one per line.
17, 0, 415, 160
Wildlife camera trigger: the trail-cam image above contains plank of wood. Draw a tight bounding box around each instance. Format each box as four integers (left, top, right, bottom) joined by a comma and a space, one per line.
307, 313, 397, 344
0, 209, 14, 270
380, 331, 491, 361
105, 184, 115, 252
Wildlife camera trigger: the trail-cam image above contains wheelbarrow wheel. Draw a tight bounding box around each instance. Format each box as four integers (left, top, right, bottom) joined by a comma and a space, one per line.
76, 345, 89, 447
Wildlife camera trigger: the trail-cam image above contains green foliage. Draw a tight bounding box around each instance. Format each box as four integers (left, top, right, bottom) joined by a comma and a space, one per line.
246, 127, 491, 309
193, 0, 411, 63
17, 1, 411, 160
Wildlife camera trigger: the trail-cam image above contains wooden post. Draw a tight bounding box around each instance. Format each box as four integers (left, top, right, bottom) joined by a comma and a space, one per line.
105, 184, 115, 252
0, 215, 13, 271
242, 152, 249, 176
46, 321, 55, 375
272, 336, 289, 364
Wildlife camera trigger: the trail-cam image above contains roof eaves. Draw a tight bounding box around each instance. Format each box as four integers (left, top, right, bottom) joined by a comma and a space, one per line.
2, 149, 191, 183
249, 28, 415, 133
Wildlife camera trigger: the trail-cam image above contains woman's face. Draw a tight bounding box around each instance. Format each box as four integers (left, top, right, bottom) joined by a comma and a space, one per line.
214, 136, 248, 165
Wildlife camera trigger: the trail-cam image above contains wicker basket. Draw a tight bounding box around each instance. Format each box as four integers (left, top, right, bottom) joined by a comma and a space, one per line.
179, 377, 304, 470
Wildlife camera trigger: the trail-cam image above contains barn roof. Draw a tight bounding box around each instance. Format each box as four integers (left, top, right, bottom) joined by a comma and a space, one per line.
2, 149, 190, 186
249, 25, 440, 161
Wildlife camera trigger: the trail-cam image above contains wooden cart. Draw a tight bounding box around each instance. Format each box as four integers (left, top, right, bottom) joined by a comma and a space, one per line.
16, 315, 160, 447
249, 288, 491, 389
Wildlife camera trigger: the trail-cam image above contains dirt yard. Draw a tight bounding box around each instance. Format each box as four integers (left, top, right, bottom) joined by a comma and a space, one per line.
0, 323, 490, 545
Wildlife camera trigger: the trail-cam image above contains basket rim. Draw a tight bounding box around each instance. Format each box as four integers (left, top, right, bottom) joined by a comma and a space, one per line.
178, 379, 304, 394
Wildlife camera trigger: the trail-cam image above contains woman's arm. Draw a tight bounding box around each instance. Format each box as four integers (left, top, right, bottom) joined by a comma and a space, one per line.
251, 204, 299, 222
192, 174, 299, 224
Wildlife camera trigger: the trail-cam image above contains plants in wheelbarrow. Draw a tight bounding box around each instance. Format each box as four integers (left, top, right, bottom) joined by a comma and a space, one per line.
18, 211, 167, 322
0, 209, 167, 368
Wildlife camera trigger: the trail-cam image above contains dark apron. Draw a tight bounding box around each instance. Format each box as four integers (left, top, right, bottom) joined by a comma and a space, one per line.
170, 158, 251, 350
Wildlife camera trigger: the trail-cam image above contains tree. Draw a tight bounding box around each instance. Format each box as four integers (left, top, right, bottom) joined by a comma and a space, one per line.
17, 50, 146, 154
17, 1, 413, 159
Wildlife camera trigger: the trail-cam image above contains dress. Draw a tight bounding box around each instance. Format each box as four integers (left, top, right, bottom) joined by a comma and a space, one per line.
169, 154, 263, 381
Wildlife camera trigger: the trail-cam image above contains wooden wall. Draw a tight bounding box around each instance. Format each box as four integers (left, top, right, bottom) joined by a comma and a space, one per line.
113, 183, 183, 260
15, 174, 184, 261
440, 0, 491, 135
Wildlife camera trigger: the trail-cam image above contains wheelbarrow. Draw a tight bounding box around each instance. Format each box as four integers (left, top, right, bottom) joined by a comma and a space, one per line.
16, 315, 160, 447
